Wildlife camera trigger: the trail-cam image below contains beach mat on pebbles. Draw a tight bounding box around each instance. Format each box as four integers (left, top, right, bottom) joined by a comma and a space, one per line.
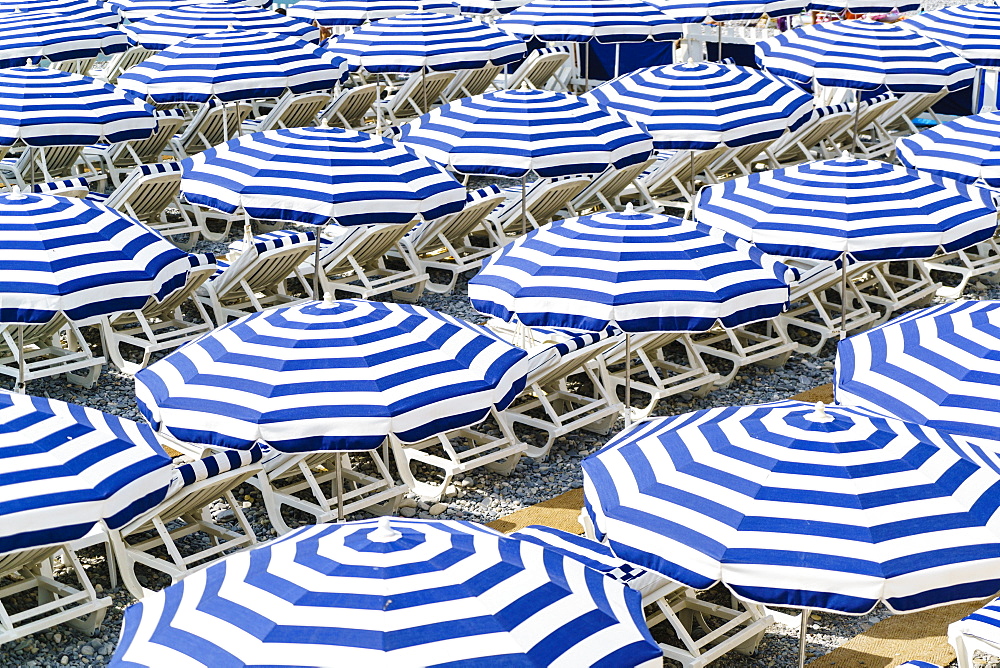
809, 599, 988, 668
488, 487, 585, 535
793, 382, 834, 404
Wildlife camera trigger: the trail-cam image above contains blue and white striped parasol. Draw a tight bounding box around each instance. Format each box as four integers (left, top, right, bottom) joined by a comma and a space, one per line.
695, 155, 999, 262
456, 0, 527, 14
756, 19, 975, 93
395, 88, 653, 178
123, 3, 319, 50
117, 30, 350, 104
0, 0, 120, 26
897, 112, 1000, 189
135, 298, 533, 452
110, 518, 663, 667
836, 299, 1000, 443
0, 390, 171, 555
287, 0, 460, 26
901, 4, 1000, 67
108, 0, 273, 21
469, 207, 792, 332
326, 11, 525, 73
0, 190, 193, 324
584, 61, 812, 150
0, 12, 126, 68
0, 67, 157, 147
582, 399, 1000, 615
180, 125, 466, 226
496, 0, 683, 43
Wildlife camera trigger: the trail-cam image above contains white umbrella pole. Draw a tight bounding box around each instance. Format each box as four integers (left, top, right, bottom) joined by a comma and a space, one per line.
421, 63, 428, 116
840, 251, 848, 339
336, 452, 345, 522
717, 22, 723, 62
521, 171, 528, 236
624, 331, 632, 427
314, 220, 329, 299
852, 90, 861, 155
798, 608, 810, 668
375, 75, 383, 134
614, 43, 620, 78
689, 149, 695, 216
221, 98, 228, 143
16, 325, 24, 392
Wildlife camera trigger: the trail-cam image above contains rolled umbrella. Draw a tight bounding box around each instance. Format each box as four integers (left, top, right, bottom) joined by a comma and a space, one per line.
0, 389, 172, 554
117, 29, 351, 104
901, 4, 1000, 67
0, 67, 157, 147
134, 297, 533, 453
836, 299, 1000, 443
287, 0, 460, 26
583, 399, 1000, 667
109, 517, 663, 667
0, 12, 127, 68
123, 4, 319, 50
583, 61, 812, 150
897, 112, 1000, 188
0, 0, 120, 26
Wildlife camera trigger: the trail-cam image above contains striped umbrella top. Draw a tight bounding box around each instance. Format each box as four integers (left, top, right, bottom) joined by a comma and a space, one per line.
0, 0, 120, 25
0, 67, 156, 147
0, 190, 193, 324
496, 0, 683, 43
808, 0, 919, 17
897, 112, 1000, 189
180, 125, 466, 226
117, 30, 350, 104
836, 299, 1000, 442
457, 0, 527, 14
756, 19, 975, 93
287, 0, 460, 26
109, 0, 272, 20
695, 155, 999, 262
584, 62, 812, 150
123, 4, 319, 50
135, 298, 533, 452
326, 12, 525, 73
901, 4, 1000, 67
0, 12, 126, 68
0, 390, 171, 555
395, 89, 654, 178
469, 207, 792, 332
110, 518, 662, 667
582, 399, 1000, 614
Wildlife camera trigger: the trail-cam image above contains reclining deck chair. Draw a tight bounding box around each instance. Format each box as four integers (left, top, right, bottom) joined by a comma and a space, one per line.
564, 157, 656, 216
490, 323, 624, 460
0, 316, 105, 391
600, 332, 722, 419
241, 92, 331, 133
829, 92, 898, 159
96, 45, 155, 84
854, 259, 939, 325
687, 320, 798, 387
397, 185, 505, 293
0, 145, 88, 188
250, 446, 408, 535
618, 148, 728, 216
108, 447, 264, 600
81, 109, 186, 186
764, 102, 854, 166
87, 162, 202, 249
0, 543, 110, 645
708, 138, 776, 181
874, 89, 949, 139
949, 597, 1000, 668
486, 176, 590, 244
920, 238, 1000, 299
320, 83, 379, 130
515, 525, 774, 668
99, 253, 218, 373
374, 71, 455, 123
30, 176, 90, 198
168, 101, 253, 159
195, 228, 314, 324
505, 46, 571, 91
441, 63, 501, 101
298, 222, 428, 302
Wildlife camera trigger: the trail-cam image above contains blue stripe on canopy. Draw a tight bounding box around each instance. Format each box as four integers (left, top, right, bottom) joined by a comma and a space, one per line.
901, 4, 1000, 67
0, 0, 120, 26
897, 112, 1000, 189
496, 0, 683, 43
0, 12, 126, 68
288, 0, 460, 26
123, 3, 319, 50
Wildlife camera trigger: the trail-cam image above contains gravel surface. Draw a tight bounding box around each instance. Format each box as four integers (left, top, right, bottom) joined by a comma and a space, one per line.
2, 222, 999, 667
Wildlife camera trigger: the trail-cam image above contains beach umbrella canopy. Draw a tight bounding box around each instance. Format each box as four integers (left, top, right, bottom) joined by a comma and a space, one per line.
135, 298, 533, 452
109, 517, 663, 667
695, 155, 999, 262
0, 67, 156, 147
117, 30, 350, 104
287, 0, 460, 26
496, 0, 683, 43
901, 4, 1000, 67
0, 0, 120, 25
469, 207, 792, 332
582, 399, 1000, 614
584, 61, 812, 150
0, 389, 172, 555
326, 11, 525, 73
109, 0, 272, 21
456, 0, 527, 14
0, 190, 192, 324
123, 3, 319, 50
0, 12, 126, 68
836, 299, 1000, 443
180, 125, 466, 226
756, 19, 975, 93
896, 112, 1000, 189
395, 88, 653, 178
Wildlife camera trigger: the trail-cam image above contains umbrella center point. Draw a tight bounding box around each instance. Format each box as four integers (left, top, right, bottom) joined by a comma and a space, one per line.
367, 517, 403, 543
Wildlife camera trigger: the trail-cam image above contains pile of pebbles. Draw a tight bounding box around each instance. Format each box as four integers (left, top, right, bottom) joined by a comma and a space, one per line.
2, 228, 998, 666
